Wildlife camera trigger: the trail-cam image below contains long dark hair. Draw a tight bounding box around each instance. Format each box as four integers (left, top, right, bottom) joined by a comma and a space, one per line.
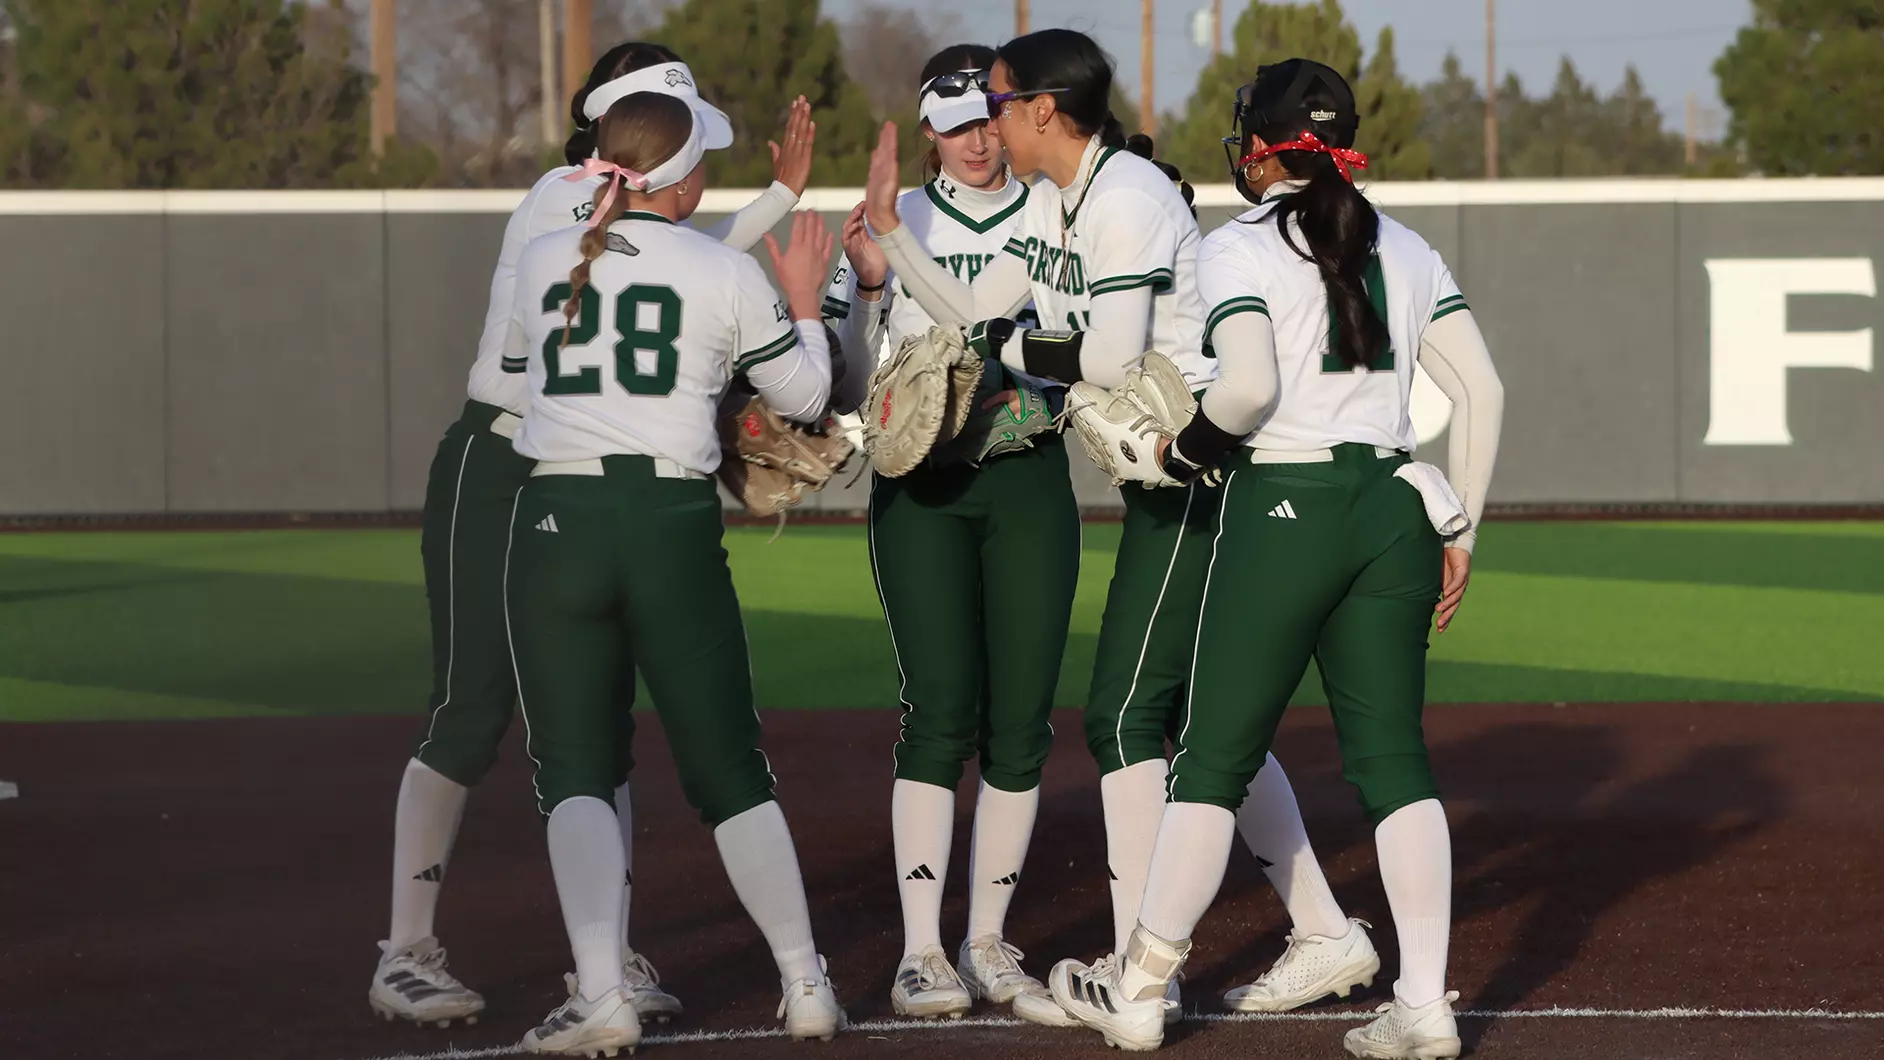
1238, 59, 1385, 371
919, 43, 997, 180
995, 29, 1126, 148
564, 42, 683, 165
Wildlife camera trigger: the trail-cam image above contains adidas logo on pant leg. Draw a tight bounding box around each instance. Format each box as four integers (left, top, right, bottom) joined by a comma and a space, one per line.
535, 514, 560, 533
993, 872, 1020, 886
904, 863, 937, 881
1267, 500, 1298, 520
412, 863, 444, 883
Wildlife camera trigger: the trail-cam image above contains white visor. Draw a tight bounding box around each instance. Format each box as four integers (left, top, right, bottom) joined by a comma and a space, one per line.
633, 110, 707, 193
582, 62, 734, 150
920, 90, 989, 135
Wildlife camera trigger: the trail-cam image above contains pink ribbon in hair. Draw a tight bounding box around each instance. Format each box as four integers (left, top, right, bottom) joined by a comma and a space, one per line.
564, 158, 651, 227
1240, 130, 1370, 184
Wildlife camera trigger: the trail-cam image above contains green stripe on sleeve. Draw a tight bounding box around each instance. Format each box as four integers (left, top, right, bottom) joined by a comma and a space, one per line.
1002, 238, 1028, 260
1088, 268, 1174, 297
500, 356, 528, 375
734, 330, 797, 372
1205, 296, 1269, 334
1431, 298, 1470, 322
821, 297, 850, 320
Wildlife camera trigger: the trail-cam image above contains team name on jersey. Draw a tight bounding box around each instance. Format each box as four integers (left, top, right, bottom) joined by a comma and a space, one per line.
897, 252, 1001, 298
1005, 236, 1087, 297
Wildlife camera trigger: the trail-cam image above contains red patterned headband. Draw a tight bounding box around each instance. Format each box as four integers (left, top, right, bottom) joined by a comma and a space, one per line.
1239, 130, 1369, 184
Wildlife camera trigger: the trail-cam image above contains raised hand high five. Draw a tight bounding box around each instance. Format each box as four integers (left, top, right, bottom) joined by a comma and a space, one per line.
769, 97, 816, 197
863, 122, 904, 236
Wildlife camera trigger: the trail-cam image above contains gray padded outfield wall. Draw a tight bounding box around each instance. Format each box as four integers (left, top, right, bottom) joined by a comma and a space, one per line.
2, 179, 1882, 515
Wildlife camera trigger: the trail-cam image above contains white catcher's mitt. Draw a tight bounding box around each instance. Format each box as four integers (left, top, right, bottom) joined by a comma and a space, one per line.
1066, 351, 1199, 488
861, 324, 984, 478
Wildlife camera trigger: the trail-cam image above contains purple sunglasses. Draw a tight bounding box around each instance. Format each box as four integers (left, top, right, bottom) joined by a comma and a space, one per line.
985, 88, 1070, 119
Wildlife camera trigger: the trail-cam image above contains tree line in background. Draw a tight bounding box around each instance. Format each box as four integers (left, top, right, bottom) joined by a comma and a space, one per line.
0, 0, 1871, 189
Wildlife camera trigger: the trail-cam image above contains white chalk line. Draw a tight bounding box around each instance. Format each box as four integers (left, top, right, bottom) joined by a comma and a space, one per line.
351, 1007, 1884, 1059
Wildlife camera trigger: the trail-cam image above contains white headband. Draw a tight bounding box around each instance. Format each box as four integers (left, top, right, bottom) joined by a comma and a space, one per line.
582, 61, 734, 150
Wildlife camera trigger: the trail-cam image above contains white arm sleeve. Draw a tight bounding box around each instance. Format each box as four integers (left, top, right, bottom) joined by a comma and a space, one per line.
697, 181, 800, 251
1419, 309, 1504, 553
749, 320, 834, 424
1196, 311, 1280, 436
878, 224, 1031, 323
831, 291, 889, 414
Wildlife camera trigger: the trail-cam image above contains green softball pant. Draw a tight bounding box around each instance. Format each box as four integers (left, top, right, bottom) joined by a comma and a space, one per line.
503, 456, 777, 825
1082, 480, 1223, 775
868, 434, 1082, 792
1168, 444, 1444, 824
411, 400, 635, 788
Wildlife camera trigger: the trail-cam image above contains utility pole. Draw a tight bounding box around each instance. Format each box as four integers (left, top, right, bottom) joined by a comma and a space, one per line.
1685, 92, 1699, 167
1016, 0, 1029, 36
561, 0, 592, 107
1141, 0, 1155, 136
1211, 0, 1222, 56
370, 0, 396, 155
1483, 0, 1498, 180
539, 0, 559, 146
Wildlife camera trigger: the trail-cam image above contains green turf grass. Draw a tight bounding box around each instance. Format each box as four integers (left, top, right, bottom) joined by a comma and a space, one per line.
0, 521, 1878, 722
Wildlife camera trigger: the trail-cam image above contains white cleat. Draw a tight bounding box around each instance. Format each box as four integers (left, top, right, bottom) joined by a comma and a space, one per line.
889, 946, 973, 1019
368, 937, 485, 1028
1343, 991, 1462, 1060
779, 955, 847, 1041
1016, 957, 1180, 1029
565, 952, 683, 1024
1224, 918, 1380, 1013
958, 935, 1048, 1006
1046, 954, 1174, 1052
521, 986, 641, 1057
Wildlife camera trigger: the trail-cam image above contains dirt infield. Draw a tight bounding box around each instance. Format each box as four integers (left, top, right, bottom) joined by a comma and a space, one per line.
4, 703, 1882, 1060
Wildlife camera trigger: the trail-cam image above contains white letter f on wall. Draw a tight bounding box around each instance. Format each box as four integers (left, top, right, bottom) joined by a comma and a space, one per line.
1703, 258, 1874, 445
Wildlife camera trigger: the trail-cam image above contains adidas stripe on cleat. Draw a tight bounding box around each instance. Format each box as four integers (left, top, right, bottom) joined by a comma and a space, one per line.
369, 937, 485, 1027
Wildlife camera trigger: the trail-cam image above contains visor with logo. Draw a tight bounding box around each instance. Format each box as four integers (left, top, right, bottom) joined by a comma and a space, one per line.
582, 61, 734, 150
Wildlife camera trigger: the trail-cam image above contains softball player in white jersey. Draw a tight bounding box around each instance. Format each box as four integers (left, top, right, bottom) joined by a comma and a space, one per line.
825, 44, 1079, 1021
372, 41, 814, 1029
500, 90, 844, 1055
865, 28, 1375, 1029
1051, 60, 1503, 1056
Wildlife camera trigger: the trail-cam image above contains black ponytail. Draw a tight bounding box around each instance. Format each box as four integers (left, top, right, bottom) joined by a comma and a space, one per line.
1099, 114, 1127, 148
1232, 58, 1383, 370
563, 41, 683, 165
1268, 155, 1385, 371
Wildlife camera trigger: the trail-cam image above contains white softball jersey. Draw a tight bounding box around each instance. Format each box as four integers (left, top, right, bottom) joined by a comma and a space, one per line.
827, 174, 1032, 345
1000, 140, 1216, 388
466, 167, 796, 416
1195, 200, 1467, 453
505, 213, 802, 474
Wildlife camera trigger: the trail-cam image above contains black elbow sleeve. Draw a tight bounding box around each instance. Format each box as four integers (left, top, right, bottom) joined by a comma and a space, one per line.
1171, 406, 1243, 470
1018, 329, 1085, 383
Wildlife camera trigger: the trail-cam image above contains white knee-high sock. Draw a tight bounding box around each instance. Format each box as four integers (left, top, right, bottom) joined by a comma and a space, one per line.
615, 780, 634, 952
1236, 754, 1348, 939
1100, 759, 1168, 955
546, 796, 626, 1001
892, 779, 955, 955
1374, 799, 1452, 1007
965, 783, 1039, 942
1135, 801, 1236, 943
714, 801, 821, 985
388, 758, 468, 950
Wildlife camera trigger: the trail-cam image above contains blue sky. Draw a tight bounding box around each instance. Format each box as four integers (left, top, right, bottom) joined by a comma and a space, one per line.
821, 0, 1751, 135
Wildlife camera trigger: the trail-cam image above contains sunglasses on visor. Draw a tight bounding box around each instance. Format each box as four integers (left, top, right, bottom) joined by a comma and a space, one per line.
920, 70, 990, 98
